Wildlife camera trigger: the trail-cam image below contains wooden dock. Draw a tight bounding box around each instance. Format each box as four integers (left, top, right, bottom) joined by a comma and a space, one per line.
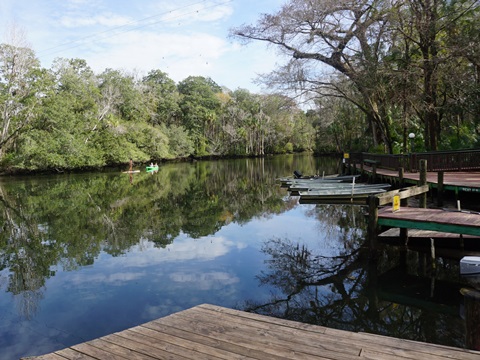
360, 165, 480, 194
23, 304, 480, 360
378, 207, 480, 236
363, 179, 480, 249
378, 228, 480, 255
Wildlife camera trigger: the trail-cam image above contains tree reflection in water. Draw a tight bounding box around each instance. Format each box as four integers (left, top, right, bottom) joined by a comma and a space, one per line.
243, 203, 472, 350
243, 204, 367, 322
0, 155, 339, 322
0, 155, 477, 356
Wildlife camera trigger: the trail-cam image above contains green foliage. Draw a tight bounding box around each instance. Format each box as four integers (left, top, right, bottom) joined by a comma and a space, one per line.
177, 76, 223, 155
0, 44, 48, 157
284, 142, 294, 153
126, 122, 169, 160
0, 39, 317, 171
12, 129, 105, 170
441, 123, 478, 150
1, 0, 479, 170
142, 70, 181, 126
0, 157, 290, 295
162, 124, 194, 158
231, 0, 480, 154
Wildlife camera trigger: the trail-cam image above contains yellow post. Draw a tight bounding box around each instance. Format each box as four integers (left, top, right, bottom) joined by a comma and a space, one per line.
393, 195, 400, 212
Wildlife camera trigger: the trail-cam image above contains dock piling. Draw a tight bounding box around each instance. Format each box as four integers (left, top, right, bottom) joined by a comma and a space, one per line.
368, 195, 379, 250
437, 171, 444, 207
419, 160, 427, 208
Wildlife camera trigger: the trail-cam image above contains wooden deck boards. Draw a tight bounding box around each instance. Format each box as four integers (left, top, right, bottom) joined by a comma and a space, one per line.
362, 166, 480, 192
378, 207, 480, 236
23, 304, 480, 360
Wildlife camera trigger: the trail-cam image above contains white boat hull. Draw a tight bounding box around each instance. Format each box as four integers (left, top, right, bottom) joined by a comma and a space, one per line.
298, 187, 387, 200
460, 256, 480, 275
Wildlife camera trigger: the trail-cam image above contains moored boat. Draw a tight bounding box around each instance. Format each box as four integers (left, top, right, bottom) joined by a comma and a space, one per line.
289, 182, 391, 192
460, 256, 480, 275
279, 173, 360, 186
298, 186, 387, 200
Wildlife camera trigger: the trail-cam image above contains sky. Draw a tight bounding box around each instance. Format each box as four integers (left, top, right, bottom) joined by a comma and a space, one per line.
0, 0, 287, 93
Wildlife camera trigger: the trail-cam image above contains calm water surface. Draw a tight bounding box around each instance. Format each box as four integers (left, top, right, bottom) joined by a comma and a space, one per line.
0, 155, 478, 359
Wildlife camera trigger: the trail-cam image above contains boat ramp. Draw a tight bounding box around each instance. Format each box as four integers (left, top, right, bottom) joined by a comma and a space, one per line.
22, 304, 480, 360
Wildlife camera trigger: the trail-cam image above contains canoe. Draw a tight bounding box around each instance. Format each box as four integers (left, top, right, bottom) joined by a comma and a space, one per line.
146, 166, 159, 172
291, 170, 360, 181
298, 187, 387, 200
279, 174, 360, 185
122, 170, 140, 174
289, 183, 391, 192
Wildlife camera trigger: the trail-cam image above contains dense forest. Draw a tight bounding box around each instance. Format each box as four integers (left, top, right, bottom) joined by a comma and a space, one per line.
233, 0, 480, 154
0, 52, 315, 173
1, 0, 479, 172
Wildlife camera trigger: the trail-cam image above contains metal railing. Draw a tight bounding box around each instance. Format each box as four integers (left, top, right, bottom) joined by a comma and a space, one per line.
350, 149, 480, 172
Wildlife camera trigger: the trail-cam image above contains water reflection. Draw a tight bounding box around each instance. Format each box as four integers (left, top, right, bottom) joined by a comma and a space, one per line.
0, 154, 479, 359
245, 227, 479, 350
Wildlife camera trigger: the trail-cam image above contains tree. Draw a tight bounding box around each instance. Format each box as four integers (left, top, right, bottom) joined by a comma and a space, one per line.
0, 42, 48, 158
231, 0, 397, 153
232, 0, 480, 153
177, 76, 222, 155
142, 70, 181, 126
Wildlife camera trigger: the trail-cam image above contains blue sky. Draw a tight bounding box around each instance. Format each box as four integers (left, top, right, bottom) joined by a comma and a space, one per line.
0, 0, 286, 92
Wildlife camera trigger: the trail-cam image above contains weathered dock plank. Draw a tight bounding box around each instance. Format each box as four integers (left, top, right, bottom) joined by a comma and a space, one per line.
379, 227, 480, 239
200, 304, 480, 360
378, 207, 480, 236
177, 307, 362, 359
22, 304, 480, 360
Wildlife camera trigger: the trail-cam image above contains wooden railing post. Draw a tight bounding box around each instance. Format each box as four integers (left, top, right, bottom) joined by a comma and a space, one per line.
419, 159, 427, 208
398, 167, 408, 206
400, 228, 409, 246
363, 149, 480, 172
437, 171, 444, 207
368, 195, 379, 250
398, 167, 404, 188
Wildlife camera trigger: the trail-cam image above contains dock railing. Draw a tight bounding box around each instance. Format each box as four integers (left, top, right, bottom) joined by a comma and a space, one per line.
367, 184, 430, 250
367, 159, 430, 250
350, 148, 480, 172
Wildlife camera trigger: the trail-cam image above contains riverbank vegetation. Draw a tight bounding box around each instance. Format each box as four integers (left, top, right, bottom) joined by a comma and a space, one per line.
1, 0, 479, 173
0, 46, 315, 173
233, 0, 480, 154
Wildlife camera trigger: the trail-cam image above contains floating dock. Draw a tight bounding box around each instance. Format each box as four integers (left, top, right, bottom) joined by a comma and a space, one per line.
378, 207, 480, 237
23, 304, 480, 360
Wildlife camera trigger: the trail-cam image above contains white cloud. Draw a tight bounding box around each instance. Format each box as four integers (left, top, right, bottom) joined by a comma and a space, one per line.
0, 0, 287, 92
64, 0, 100, 10
68, 271, 145, 286
59, 14, 132, 28
85, 235, 245, 270
169, 271, 239, 290
153, 0, 234, 24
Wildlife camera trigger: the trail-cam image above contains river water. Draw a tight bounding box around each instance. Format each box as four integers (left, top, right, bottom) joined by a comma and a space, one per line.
0, 154, 478, 359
